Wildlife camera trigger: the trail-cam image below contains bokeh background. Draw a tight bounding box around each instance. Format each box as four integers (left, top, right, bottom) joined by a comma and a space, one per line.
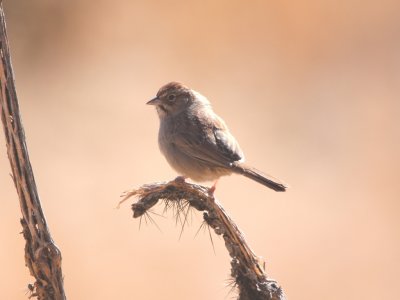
1, 1, 399, 299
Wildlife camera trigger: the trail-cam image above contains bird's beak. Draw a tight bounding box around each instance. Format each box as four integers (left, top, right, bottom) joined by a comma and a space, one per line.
146, 97, 161, 105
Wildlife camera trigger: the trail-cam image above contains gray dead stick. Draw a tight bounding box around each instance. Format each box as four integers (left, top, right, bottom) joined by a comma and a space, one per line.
0, 5, 66, 300
121, 179, 286, 300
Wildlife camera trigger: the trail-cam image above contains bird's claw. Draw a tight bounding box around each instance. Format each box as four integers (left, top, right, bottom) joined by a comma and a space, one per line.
174, 176, 187, 184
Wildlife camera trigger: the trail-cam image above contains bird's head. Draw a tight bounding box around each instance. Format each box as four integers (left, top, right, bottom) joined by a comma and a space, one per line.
147, 82, 210, 118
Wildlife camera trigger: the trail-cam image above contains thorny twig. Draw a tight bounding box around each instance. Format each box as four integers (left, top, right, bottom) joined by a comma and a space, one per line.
120, 178, 286, 300
0, 5, 66, 299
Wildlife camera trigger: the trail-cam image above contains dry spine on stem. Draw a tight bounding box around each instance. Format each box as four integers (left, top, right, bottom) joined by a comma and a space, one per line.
120, 178, 286, 300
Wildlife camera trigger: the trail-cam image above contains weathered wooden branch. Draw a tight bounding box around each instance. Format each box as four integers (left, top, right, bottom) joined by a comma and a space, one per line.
0, 5, 66, 300
121, 178, 286, 300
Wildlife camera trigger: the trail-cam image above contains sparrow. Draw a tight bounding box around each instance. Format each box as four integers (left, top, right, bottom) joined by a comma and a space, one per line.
147, 82, 287, 193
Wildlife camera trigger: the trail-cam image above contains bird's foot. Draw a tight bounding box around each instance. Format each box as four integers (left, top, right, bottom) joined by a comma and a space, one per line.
174, 176, 187, 184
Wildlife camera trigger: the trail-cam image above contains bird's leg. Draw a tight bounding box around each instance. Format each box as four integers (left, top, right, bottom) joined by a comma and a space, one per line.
208, 179, 219, 196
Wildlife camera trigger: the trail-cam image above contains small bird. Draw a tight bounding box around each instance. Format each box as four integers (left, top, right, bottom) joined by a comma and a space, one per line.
147, 82, 287, 193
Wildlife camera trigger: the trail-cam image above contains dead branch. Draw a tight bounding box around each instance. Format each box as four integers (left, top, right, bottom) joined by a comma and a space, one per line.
0, 5, 66, 300
121, 178, 286, 300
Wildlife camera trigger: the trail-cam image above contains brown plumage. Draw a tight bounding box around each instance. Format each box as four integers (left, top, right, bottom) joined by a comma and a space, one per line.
147, 82, 287, 192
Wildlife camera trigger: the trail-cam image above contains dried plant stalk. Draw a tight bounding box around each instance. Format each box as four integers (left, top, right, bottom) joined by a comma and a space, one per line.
0, 5, 66, 299
121, 178, 286, 300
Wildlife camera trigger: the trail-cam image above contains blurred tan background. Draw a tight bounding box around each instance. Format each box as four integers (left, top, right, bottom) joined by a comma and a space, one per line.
1, 1, 399, 299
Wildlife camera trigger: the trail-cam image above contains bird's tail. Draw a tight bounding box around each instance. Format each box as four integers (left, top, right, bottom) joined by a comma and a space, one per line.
231, 162, 287, 192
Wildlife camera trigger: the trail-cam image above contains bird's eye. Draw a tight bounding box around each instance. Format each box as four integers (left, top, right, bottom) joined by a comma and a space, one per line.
167, 94, 176, 102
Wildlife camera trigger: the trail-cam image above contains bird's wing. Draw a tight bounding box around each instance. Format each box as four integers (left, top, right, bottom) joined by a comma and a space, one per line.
171, 112, 244, 168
